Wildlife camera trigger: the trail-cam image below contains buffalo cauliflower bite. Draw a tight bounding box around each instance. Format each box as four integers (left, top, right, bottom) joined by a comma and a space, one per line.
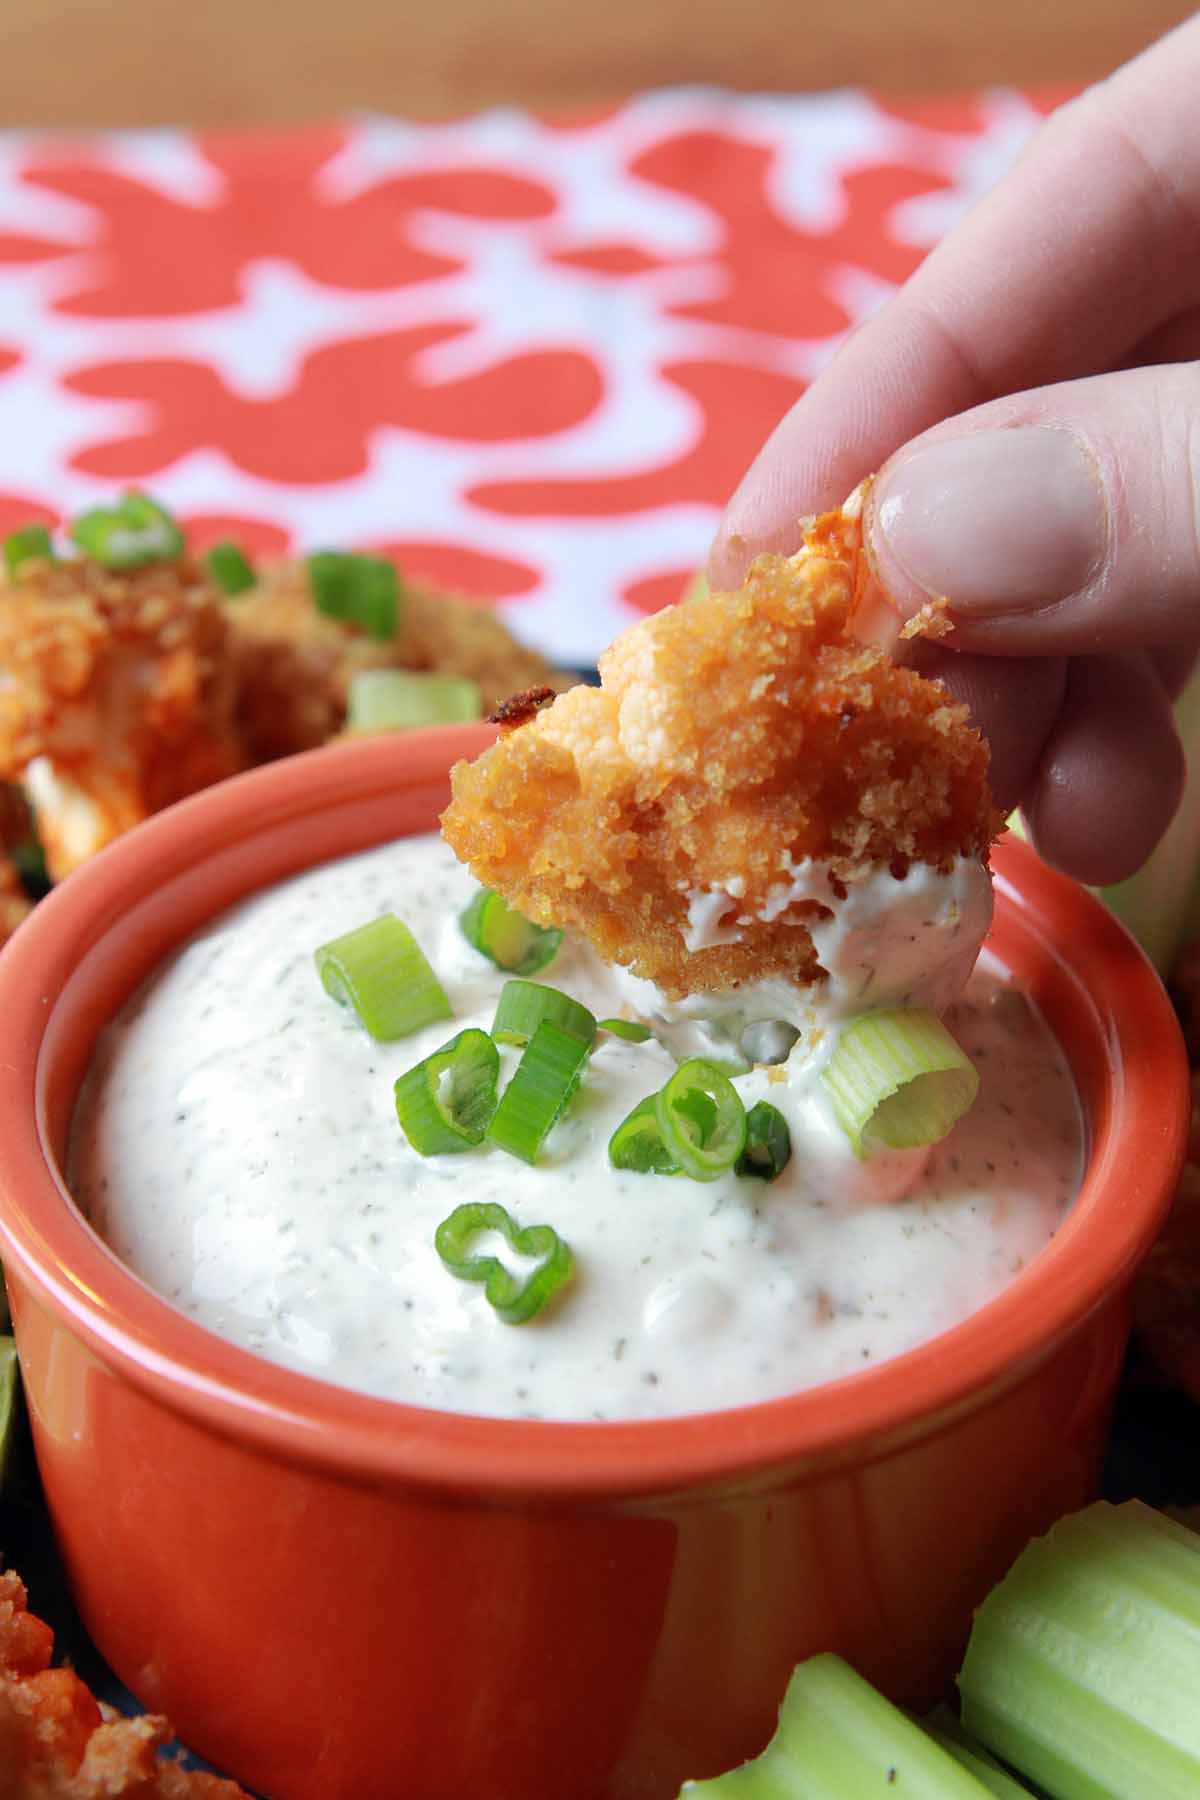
0, 558, 242, 881
442, 506, 1001, 998
226, 563, 563, 763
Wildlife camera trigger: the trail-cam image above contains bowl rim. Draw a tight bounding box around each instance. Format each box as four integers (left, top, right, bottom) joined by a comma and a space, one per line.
0, 727, 1189, 1500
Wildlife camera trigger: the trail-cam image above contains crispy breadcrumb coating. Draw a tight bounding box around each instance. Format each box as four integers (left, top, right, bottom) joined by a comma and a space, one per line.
227, 563, 562, 762
0, 1570, 247, 1798
442, 507, 1001, 998
0, 559, 242, 881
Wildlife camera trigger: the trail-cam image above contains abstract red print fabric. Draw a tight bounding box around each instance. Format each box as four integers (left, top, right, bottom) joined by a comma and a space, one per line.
0, 91, 1058, 663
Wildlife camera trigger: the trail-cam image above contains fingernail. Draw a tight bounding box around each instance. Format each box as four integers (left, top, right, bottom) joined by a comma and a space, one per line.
867, 426, 1107, 619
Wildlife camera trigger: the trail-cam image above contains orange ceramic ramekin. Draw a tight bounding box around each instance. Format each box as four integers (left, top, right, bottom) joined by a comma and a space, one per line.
0, 727, 1188, 1800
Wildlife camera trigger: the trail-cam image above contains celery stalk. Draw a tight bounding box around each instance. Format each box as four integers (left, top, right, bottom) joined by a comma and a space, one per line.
681, 1654, 999, 1796
925, 1705, 1035, 1798
959, 1500, 1200, 1799
1096, 667, 1200, 973
0, 1337, 20, 1492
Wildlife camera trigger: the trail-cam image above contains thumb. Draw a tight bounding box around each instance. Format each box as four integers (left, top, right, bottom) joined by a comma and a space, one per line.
863, 365, 1200, 655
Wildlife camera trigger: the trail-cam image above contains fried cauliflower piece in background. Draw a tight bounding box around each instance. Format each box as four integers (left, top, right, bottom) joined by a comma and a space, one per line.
0, 783, 33, 945
0, 559, 242, 881
442, 508, 1001, 998
227, 563, 563, 763
0, 1570, 248, 1798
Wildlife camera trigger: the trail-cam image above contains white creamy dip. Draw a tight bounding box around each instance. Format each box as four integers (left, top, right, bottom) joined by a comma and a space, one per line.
70, 834, 1082, 1422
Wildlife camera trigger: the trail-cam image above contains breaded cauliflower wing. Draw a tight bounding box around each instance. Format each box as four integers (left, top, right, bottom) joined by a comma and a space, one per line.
442, 506, 1001, 998
0, 558, 243, 881
0, 1569, 248, 1798
227, 562, 563, 763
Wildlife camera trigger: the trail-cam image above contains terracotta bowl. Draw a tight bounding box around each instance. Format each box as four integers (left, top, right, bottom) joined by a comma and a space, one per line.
0, 727, 1188, 1800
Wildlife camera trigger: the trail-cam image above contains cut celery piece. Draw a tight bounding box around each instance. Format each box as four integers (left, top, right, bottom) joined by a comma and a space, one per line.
680, 1654, 998, 1796
1097, 665, 1200, 973
959, 1500, 1200, 1799
925, 1705, 1034, 1798
346, 669, 482, 733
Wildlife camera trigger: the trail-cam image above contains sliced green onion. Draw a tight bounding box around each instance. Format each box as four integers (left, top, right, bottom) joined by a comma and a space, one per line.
434, 1201, 573, 1324
821, 1008, 979, 1159
4, 524, 54, 575
609, 1093, 681, 1175
598, 1017, 654, 1042
70, 491, 184, 568
959, 1500, 1200, 1800
206, 540, 256, 596
307, 550, 400, 639
460, 887, 562, 976
735, 1100, 791, 1182
487, 1019, 591, 1163
492, 980, 596, 1049
314, 913, 450, 1041
681, 1654, 999, 1796
655, 1058, 747, 1183
395, 1029, 499, 1154
347, 669, 482, 734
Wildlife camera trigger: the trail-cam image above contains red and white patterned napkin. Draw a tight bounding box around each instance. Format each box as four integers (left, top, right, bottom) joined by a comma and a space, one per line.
0, 89, 1065, 666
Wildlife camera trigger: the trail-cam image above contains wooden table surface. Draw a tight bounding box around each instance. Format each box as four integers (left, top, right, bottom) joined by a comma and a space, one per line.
3, 0, 1196, 127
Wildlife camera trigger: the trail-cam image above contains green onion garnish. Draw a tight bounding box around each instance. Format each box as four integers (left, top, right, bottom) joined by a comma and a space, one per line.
735, 1100, 791, 1181
820, 1008, 979, 1159
960, 1501, 1200, 1799
434, 1201, 573, 1325
314, 914, 451, 1041
598, 1017, 654, 1042
654, 1058, 747, 1182
70, 491, 185, 568
395, 1028, 499, 1154
4, 523, 55, 575
460, 887, 563, 976
206, 540, 256, 596
306, 550, 400, 639
347, 669, 483, 734
487, 1019, 591, 1163
683, 1654, 997, 1797
608, 1093, 681, 1175
492, 979, 596, 1048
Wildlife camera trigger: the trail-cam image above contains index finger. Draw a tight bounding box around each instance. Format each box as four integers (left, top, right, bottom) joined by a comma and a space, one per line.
709, 15, 1200, 587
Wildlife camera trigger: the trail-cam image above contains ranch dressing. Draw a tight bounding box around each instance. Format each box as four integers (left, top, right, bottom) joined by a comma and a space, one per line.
70, 834, 1082, 1422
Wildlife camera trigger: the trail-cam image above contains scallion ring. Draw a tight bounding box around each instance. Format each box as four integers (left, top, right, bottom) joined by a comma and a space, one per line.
460, 887, 562, 976
820, 1008, 980, 1159
654, 1058, 747, 1182
395, 1029, 499, 1154
3, 524, 54, 576
598, 1017, 654, 1043
306, 550, 400, 639
347, 669, 482, 733
206, 540, 256, 596
314, 913, 451, 1041
487, 1018, 591, 1164
608, 1093, 681, 1175
491, 979, 596, 1048
736, 1101, 792, 1181
70, 491, 185, 568
434, 1201, 573, 1324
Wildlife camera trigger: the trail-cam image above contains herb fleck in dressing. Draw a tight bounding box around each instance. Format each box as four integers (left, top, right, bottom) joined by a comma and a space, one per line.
70, 834, 1083, 1422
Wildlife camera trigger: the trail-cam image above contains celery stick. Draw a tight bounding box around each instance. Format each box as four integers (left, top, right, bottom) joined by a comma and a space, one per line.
1095, 665, 1200, 973
681, 1654, 998, 1796
925, 1705, 1036, 1798
959, 1500, 1200, 1799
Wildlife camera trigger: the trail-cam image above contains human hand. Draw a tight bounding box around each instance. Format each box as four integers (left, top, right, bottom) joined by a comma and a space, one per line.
708, 18, 1200, 885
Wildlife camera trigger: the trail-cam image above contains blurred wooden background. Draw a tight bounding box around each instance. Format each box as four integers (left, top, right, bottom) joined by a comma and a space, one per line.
1, 0, 1195, 125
